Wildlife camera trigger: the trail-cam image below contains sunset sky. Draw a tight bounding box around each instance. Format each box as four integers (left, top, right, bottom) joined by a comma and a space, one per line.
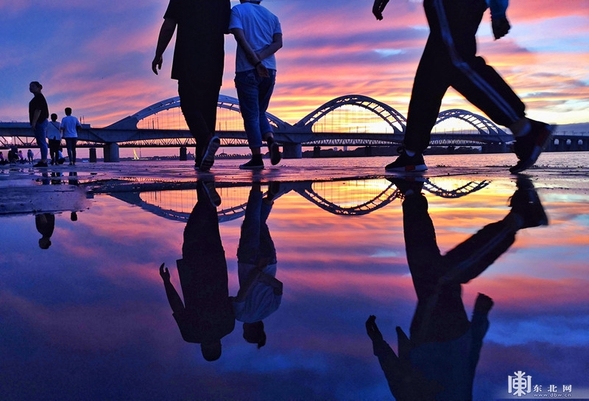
1, 0, 588, 128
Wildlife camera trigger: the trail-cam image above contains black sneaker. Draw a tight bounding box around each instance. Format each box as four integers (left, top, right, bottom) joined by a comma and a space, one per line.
200, 136, 220, 172
269, 142, 282, 165
202, 181, 221, 207
239, 158, 264, 170
509, 120, 555, 174
33, 161, 48, 168
385, 148, 427, 172
509, 176, 548, 228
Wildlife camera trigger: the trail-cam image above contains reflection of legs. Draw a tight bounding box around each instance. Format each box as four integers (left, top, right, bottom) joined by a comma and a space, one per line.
439, 221, 516, 286
238, 186, 264, 267
402, 194, 469, 344
180, 183, 227, 307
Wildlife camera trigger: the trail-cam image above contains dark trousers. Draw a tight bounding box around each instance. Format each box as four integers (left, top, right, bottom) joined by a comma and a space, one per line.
404, 0, 526, 153
178, 79, 220, 158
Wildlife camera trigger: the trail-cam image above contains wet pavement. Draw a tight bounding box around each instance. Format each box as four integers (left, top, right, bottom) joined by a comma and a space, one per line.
1, 156, 589, 400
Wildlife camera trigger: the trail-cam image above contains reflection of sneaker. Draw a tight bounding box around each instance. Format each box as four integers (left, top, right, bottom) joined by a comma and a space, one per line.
387, 176, 425, 197
385, 148, 427, 172
509, 120, 554, 174
33, 161, 48, 168
269, 142, 282, 165
239, 158, 264, 170
201, 181, 221, 207
200, 136, 220, 172
509, 176, 548, 228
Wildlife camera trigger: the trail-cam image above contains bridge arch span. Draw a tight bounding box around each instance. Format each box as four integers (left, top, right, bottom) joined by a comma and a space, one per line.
436, 109, 507, 137
107, 94, 292, 131
294, 95, 407, 135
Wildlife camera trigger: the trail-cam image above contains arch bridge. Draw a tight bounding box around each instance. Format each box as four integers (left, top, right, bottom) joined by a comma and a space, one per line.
3, 94, 585, 160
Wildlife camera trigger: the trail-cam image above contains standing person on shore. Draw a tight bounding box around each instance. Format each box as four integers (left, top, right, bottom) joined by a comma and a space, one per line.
60, 107, 81, 166
47, 113, 62, 165
373, 0, 554, 174
28, 81, 49, 168
229, 0, 283, 170
152, 0, 231, 172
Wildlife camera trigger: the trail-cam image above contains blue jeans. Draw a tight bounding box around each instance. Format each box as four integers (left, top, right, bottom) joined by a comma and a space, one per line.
34, 119, 48, 160
235, 69, 276, 149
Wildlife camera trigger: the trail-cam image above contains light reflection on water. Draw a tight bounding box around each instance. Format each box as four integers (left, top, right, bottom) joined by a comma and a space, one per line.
1, 164, 589, 400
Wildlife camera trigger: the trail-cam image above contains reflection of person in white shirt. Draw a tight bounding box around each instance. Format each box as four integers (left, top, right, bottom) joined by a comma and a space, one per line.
233, 183, 282, 348
60, 107, 81, 165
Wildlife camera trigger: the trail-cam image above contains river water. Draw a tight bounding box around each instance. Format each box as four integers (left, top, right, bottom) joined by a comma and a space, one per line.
1, 152, 588, 400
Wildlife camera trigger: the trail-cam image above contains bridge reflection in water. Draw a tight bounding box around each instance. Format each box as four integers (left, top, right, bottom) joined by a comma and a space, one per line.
104, 178, 491, 223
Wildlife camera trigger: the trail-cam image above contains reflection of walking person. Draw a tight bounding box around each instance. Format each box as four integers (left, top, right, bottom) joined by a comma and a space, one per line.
233, 183, 283, 348
60, 108, 81, 165
152, 0, 230, 172
229, 0, 283, 170
373, 0, 554, 174
366, 176, 548, 399
159, 181, 234, 361
35, 213, 55, 249
28, 81, 49, 168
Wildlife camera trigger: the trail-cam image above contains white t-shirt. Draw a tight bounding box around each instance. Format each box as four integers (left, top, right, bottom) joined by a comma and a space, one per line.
60, 115, 81, 138
46, 121, 61, 141
229, 2, 282, 73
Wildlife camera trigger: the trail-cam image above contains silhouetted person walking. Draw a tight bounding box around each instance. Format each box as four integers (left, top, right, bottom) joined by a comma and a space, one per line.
373, 0, 554, 174
229, 0, 283, 170
47, 113, 62, 165
28, 81, 49, 168
159, 181, 234, 361
60, 107, 81, 165
152, 0, 230, 172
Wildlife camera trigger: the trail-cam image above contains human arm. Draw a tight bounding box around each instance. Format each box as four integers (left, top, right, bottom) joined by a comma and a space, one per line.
372, 0, 389, 21
152, 18, 177, 75
230, 27, 271, 78
159, 263, 185, 313
31, 109, 41, 128
488, 0, 510, 39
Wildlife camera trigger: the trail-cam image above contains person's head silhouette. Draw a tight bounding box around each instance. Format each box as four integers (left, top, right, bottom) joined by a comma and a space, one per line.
242, 321, 266, 349
201, 341, 222, 362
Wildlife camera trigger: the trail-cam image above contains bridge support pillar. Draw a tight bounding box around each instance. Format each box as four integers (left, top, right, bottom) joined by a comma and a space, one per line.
89, 147, 97, 163
283, 143, 302, 159
103, 143, 120, 162
179, 146, 187, 161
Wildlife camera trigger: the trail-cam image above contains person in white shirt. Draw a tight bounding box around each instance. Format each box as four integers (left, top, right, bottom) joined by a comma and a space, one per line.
229, 0, 283, 170
60, 107, 81, 165
47, 113, 62, 165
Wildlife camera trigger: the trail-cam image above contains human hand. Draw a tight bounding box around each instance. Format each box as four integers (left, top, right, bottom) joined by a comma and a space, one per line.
372, 0, 389, 20
492, 16, 510, 40
366, 315, 384, 341
256, 62, 269, 78
159, 263, 170, 281
474, 293, 494, 313
152, 56, 163, 75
